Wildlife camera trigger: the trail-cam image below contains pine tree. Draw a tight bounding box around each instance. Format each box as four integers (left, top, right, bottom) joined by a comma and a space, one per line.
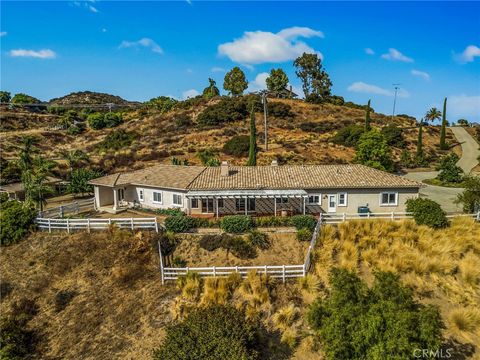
365, 99, 371, 131
416, 121, 424, 161
440, 97, 448, 150
246, 107, 257, 166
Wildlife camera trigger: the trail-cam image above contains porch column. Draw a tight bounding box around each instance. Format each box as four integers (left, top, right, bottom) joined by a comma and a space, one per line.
274, 197, 277, 217
215, 197, 219, 219
113, 188, 118, 211
245, 196, 248, 215
303, 196, 306, 215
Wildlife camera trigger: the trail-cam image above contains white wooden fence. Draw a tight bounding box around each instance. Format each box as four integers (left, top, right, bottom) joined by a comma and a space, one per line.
38, 198, 95, 218
36, 217, 160, 233
320, 211, 480, 224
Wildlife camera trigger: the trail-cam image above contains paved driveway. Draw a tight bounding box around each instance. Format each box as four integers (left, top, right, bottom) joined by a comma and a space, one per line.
402, 127, 479, 213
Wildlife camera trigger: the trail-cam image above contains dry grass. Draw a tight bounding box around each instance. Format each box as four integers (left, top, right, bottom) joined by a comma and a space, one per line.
314, 217, 480, 353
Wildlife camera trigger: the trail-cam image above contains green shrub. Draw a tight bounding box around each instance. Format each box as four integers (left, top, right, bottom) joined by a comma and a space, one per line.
381, 126, 406, 148
192, 217, 220, 228
455, 176, 480, 213
436, 153, 463, 183
307, 269, 443, 360
159, 231, 178, 256
146, 96, 178, 113
267, 102, 292, 118
164, 215, 195, 233
172, 256, 187, 267
174, 114, 192, 128
197, 97, 250, 127
220, 215, 253, 234
157, 208, 185, 216
153, 305, 259, 360
0, 201, 37, 246
296, 228, 313, 242
96, 129, 137, 151
104, 112, 123, 127
331, 125, 364, 147
87, 113, 105, 130
248, 230, 270, 250
223, 135, 250, 157
291, 215, 316, 231
199, 234, 226, 251
54, 290, 77, 312
354, 129, 394, 172
223, 236, 257, 259
406, 198, 448, 228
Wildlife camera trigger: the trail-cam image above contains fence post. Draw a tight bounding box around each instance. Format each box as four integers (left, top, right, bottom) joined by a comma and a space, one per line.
130, 218, 134, 231
391, 212, 395, 220
319, 212, 322, 223
282, 265, 286, 284
477, 211, 480, 222
66, 218, 70, 233
59, 206, 64, 218
302, 264, 306, 277
343, 213, 346, 222
235, 266, 239, 274
155, 218, 159, 233
213, 266, 216, 277
367, 212, 371, 219
264, 265, 268, 276
158, 241, 164, 285
87, 218, 91, 233
48, 219, 51, 233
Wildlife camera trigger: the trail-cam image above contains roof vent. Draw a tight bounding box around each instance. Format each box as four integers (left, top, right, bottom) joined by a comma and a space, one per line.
220, 161, 229, 177
271, 160, 278, 166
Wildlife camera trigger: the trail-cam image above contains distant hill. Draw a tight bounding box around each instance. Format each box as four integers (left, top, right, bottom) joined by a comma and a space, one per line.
48, 91, 136, 106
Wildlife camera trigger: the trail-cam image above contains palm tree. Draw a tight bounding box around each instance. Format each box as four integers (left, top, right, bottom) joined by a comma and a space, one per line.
18, 136, 39, 172
424, 107, 442, 124
24, 171, 54, 211
60, 150, 89, 175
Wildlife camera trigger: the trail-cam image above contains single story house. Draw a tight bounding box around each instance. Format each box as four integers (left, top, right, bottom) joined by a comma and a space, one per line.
89, 162, 422, 216
0, 176, 64, 201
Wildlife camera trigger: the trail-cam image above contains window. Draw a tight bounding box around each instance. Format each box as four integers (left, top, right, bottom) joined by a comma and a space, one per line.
191, 198, 199, 208
338, 193, 347, 207
308, 195, 320, 205
236, 198, 245, 212
380, 192, 398, 206
173, 194, 183, 206
153, 191, 162, 204
275, 197, 288, 204
217, 199, 224, 208
139, 189, 144, 202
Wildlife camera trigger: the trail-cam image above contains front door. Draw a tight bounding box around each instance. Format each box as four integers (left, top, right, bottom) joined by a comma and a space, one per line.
118, 188, 125, 201
327, 194, 337, 213
201, 198, 214, 213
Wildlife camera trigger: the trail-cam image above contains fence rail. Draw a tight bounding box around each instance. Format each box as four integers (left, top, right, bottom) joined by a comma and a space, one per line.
36, 217, 160, 233
320, 211, 480, 224
38, 198, 95, 218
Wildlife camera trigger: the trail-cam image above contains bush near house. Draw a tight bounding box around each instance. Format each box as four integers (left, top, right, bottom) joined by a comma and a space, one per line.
0, 200, 37, 246
296, 228, 313, 242
153, 305, 259, 360
247, 230, 270, 250
455, 176, 480, 213
220, 215, 254, 234
199, 233, 257, 259
331, 125, 364, 147
406, 198, 448, 229
291, 215, 316, 231
164, 215, 196, 233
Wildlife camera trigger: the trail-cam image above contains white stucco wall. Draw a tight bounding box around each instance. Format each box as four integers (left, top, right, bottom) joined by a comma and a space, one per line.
130, 186, 188, 211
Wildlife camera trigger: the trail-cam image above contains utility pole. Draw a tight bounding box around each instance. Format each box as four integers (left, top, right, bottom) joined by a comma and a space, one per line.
392, 83, 401, 119
260, 90, 268, 151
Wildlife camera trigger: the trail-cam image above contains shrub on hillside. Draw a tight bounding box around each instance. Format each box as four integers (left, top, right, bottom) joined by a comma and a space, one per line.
296, 228, 313, 242
199, 234, 226, 251
354, 130, 394, 172
164, 215, 195, 233
87, 112, 123, 130
455, 176, 480, 213
222, 236, 257, 259
248, 230, 270, 250
307, 269, 443, 360
220, 215, 253, 234
223, 135, 250, 157
267, 102, 292, 118
146, 96, 178, 113
96, 130, 137, 151
406, 198, 448, 228
153, 305, 259, 360
436, 153, 463, 183
0, 200, 37, 246
381, 126, 406, 148
331, 125, 364, 147
174, 114, 192, 128
197, 97, 250, 127
291, 215, 316, 231
299, 121, 336, 134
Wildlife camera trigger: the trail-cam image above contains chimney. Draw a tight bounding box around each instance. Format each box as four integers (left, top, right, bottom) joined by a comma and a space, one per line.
220, 161, 229, 176
271, 160, 278, 166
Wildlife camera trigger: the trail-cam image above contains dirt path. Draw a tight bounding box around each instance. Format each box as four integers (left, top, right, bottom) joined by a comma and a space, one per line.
449, 126, 480, 174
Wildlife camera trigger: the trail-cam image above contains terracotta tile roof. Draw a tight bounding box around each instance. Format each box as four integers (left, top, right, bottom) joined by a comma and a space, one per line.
189, 164, 422, 190
88, 165, 206, 190
89, 164, 422, 190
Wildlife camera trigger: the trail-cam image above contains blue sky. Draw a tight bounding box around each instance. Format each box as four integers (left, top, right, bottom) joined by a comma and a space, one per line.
1, 1, 479, 122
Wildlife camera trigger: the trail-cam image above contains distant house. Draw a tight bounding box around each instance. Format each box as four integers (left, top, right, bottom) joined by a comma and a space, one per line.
89, 162, 422, 216
0, 176, 63, 201
268, 86, 298, 99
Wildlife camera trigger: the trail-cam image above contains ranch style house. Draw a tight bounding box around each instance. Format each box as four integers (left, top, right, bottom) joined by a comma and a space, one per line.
89, 162, 422, 217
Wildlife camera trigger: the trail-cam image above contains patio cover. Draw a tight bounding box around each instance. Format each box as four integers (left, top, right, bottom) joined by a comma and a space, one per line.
186, 189, 308, 198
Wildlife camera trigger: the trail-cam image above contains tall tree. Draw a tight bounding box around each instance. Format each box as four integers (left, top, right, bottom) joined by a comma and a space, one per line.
354, 129, 394, 172
425, 107, 442, 123
293, 53, 332, 101
223, 67, 248, 96
246, 107, 257, 166
0, 91, 11, 103
265, 68, 289, 95
18, 136, 39, 172
23, 171, 54, 211
202, 78, 220, 99
440, 97, 448, 150
416, 121, 424, 161
365, 99, 371, 131
60, 149, 89, 176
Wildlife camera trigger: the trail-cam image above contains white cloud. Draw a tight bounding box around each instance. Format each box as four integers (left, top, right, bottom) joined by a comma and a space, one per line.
9, 49, 56, 59
448, 94, 480, 120
411, 69, 430, 81
347, 82, 410, 98
72, 1, 99, 13
381, 48, 414, 63
0, 31, 7, 37
455, 45, 480, 63
218, 26, 323, 65
211, 67, 226, 73
119, 38, 163, 54
365, 48, 375, 55
247, 72, 269, 92
182, 89, 200, 99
